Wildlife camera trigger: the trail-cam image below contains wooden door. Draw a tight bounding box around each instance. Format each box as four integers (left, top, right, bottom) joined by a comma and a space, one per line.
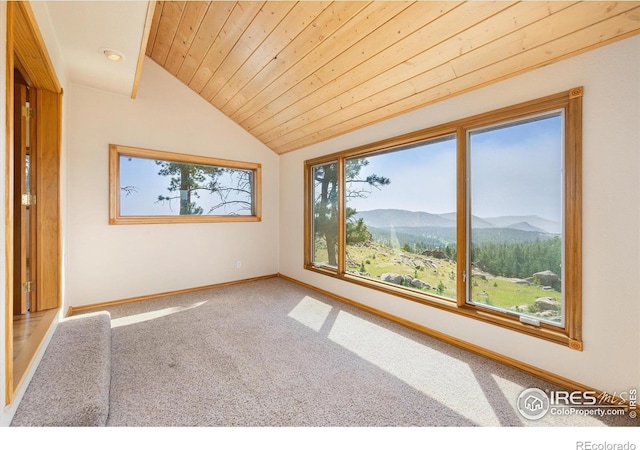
13, 73, 37, 314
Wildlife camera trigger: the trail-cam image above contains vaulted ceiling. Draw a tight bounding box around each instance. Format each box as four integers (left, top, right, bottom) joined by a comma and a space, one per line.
146, 1, 640, 154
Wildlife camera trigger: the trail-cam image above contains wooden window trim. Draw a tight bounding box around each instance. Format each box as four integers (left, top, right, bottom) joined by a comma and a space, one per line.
304, 88, 582, 350
109, 144, 262, 225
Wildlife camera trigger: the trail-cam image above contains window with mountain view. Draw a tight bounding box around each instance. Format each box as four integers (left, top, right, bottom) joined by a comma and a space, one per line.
345, 136, 457, 301
305, 88, 583, 349
468, 113, 564, 325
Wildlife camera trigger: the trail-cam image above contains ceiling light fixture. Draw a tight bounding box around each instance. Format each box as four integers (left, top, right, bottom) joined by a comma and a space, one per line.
103, 49, 124, 62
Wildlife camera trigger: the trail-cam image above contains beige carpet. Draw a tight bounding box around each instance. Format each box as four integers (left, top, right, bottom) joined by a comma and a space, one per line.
11, 312, 112, 426
97, 277, 634, 427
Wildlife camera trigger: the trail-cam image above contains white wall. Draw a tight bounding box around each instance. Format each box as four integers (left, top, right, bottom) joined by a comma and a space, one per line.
64, 58, 279, 308
279, 36, 640, 394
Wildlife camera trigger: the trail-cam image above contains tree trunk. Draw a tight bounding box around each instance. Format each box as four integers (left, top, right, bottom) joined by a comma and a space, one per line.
319, 166, 338, 266
180, 166, 190, 215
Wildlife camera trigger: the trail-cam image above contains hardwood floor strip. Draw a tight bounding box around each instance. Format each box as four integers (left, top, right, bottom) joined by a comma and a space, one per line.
12, 308, 58, 392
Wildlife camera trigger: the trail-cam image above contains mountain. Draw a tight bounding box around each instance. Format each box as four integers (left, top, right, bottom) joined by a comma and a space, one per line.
483, 215, 561, 234
501, 221, 548, 233
354, 209, 454, 228
354, 209, 560, 234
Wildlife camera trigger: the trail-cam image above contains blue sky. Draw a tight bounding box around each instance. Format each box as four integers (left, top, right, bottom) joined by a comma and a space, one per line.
119, 156, 251, 216
347, 136, 457, 215
346, 113, 563, 222
470, 114, 562, 221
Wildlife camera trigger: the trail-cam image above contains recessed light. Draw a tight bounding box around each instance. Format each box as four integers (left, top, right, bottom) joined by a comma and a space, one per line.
103, 49, 124, 62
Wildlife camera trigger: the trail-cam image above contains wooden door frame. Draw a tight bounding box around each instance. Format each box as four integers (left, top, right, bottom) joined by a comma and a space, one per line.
5, 1, 62, 405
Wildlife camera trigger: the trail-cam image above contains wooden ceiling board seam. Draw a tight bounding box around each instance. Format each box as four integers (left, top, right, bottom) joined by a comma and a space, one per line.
187, 1, 265, 94
273, 11, 640, 154
163, 1, 212, 76
454, 10, 640, 87
232, 1, 403, 127
220, 1, 350, 117
245, 1, 421, 130
175, 2, 235, 86
312, 2, 463, 85
255, 1, 459, 134
237, 1, 412, 131
200, 1, 298, 103
254, 1, 515, 144
448, 1, 640, 79
227, 1, 373, 123
212, 1, 332, 111
150, 1, 186, 66
145, 0, 164, 56
220, 0, 336, 117
144, 1, 640, 155
219, 1, 336, 117
265, 1, 634, 150
265, 64, 457, 150
256, 1, 574, 145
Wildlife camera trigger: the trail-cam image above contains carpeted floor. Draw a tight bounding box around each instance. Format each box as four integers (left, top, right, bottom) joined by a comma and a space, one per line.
11, 312, 112, 426
97, 277, 634, 427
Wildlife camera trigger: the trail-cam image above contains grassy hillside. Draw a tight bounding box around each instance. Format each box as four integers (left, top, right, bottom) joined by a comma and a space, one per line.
344, 241, 561, 321
345, 242, 458, 299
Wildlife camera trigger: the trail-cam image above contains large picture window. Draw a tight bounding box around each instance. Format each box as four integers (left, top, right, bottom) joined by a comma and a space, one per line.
305, 88, 582, 349
344, 136, 458, 301
109, 144, 261, 224
468, 113, 564, 326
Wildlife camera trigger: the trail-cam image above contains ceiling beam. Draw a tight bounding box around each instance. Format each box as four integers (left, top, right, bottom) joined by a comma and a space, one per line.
131, 0, 157, 99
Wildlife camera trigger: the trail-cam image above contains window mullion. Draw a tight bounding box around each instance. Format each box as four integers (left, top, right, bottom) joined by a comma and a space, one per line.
456, 127, 467, 307
337, 157, 346, 275
565, 88, 583, 349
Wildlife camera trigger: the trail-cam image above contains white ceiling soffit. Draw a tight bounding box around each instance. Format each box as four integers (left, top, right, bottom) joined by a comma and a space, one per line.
45, 1, 150, 97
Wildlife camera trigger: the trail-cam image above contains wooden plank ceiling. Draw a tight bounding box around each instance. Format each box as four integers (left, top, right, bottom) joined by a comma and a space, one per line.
146, 1, 640, 154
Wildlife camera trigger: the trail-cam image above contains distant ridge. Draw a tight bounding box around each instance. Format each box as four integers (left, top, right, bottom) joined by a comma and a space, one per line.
483, 215, 561, 234
354, 209, 454, 228
354, 209, 560, 234
503, 221, 547, 233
